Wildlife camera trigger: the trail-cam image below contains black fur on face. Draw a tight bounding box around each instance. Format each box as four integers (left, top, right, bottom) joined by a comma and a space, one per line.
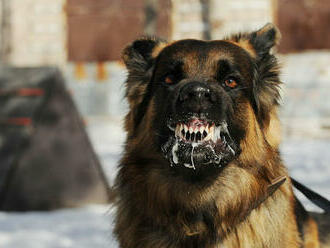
123, 24, 281, 180
152, 40, 251, 174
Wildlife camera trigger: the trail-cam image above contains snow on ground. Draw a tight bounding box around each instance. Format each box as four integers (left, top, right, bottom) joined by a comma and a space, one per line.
0, 205, 117, 248
281, 136, 330, 211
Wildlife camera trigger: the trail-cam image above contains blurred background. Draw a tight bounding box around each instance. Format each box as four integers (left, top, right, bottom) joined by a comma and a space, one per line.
0, 0, 329, 247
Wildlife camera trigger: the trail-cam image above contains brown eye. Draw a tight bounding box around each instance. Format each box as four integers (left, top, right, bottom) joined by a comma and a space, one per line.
164, 75, 175, 84
224, 78, 238, 89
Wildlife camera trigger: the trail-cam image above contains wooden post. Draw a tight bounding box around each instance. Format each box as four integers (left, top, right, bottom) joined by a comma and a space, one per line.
145, 0, 158, 36
200, 0, 211, 40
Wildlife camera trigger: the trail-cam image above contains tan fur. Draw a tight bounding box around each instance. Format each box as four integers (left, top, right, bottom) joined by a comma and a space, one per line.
304, 218, 320, 248
239, 101, 267, 165
229, 39, 257, 58
151, 41, 169, 58
264, 107, 282, 149
218, 102, 301, 247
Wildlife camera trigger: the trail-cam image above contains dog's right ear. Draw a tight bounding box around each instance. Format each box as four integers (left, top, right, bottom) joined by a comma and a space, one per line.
122, 37, 167, 134
122, 37, 167, 77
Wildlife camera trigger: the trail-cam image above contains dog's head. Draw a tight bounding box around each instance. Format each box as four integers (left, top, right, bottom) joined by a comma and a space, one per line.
123, 23, 281, 179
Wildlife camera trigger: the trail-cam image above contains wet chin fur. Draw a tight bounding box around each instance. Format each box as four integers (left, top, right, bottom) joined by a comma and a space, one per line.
161, 136, 235, 170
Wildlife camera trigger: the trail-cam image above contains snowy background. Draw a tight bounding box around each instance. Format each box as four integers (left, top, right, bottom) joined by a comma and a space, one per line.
0, 53, 330, 248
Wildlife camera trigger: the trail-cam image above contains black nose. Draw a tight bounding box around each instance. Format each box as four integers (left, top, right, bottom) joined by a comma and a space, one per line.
178, 82, 215, 112
179, 82, 212, 103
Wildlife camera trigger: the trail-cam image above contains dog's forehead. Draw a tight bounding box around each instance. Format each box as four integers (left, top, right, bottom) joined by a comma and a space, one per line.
157, 39, 252, 74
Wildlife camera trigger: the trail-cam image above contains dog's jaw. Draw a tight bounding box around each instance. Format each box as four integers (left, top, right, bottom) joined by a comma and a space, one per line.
162, 118, 238, 170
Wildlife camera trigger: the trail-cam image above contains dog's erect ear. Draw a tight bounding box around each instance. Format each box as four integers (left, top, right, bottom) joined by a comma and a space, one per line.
229, 24, 282, 133
122, 37, 167, 134
249, 23, 281, 57
228, 23, 281, 58
249, 25, 281, 131
122, 37, 167, 76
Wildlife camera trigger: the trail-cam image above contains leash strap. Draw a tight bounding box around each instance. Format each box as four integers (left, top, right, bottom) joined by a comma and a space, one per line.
291, 177, 330, 213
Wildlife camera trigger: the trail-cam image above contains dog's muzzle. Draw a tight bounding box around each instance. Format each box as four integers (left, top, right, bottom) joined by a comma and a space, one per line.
162, 118, 237, 169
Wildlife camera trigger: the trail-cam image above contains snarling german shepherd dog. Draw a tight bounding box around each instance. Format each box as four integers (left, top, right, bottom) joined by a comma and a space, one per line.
114, 23, 330, 247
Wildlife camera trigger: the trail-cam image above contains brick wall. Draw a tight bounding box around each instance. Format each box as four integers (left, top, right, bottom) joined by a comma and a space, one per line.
171, 0, 206, 40
171, 0, 273, 40
3, 0, 274, 65
209, 0, 273, 39
9, 0, 66, 66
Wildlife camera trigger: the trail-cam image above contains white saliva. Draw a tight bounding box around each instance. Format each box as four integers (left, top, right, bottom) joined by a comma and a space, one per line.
184, 142, 198, 170
171, 141, 179, 165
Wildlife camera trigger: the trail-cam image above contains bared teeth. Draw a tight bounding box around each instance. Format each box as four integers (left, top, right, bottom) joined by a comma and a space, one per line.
203, 131, 207, 138
209, 125, 214, 136
175, 122, 223, 143
205, 132, 212, 141
175, 124, 180, 137
184, 125, 188, 133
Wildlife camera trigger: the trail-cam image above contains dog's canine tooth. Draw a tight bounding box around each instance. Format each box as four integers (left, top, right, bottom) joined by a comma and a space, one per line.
184, 124, 188, 133
205, 124, 209, 134
214, 126, 220, 141
200, 125, 205, 134
210, 125, 214, 136
175, 124, 180, 137
221, 122, 229, 134
189, 126, 193, 134
209, 125, 215, 141
203, 130, 208, 139
205, 131, 212, 141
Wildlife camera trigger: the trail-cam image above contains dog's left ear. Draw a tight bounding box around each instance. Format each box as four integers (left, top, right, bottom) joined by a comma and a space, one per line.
249, 23, 281, 58
250, 24, 282, 148
230, 24, 282, 146
228, 23, 281, 59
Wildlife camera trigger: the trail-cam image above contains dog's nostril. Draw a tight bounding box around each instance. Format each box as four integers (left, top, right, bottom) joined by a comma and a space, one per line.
198, 90, 211, 100
179, 83, 212, 103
